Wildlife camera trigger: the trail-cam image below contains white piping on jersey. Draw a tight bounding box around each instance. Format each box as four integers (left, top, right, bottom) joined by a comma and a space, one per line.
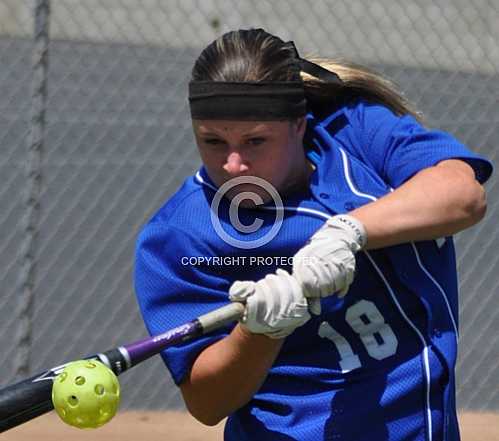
338, 147, 378, 202
411, 243, 459, 342
195, 171, 218, 192
259, 205, 330, 220
364, 252, 433, 441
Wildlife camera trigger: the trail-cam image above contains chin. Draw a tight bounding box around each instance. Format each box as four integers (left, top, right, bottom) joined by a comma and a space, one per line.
224, 185, 275, 208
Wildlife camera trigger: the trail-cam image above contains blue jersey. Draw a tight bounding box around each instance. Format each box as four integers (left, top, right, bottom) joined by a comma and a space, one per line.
135, 100, 492, 441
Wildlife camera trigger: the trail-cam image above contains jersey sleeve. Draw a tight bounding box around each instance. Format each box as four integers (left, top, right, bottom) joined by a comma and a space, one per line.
134, 220, 232, 386
352, 102, 493, 188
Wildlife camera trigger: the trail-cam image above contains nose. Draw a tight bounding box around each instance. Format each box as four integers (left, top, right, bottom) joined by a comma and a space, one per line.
223, 151, 249, 175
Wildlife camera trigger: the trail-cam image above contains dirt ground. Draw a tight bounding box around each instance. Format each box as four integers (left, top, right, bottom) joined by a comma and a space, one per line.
3, 411, 498, 440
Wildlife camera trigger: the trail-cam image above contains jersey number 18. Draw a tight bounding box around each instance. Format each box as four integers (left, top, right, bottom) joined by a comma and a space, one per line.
318, 299, 398, 372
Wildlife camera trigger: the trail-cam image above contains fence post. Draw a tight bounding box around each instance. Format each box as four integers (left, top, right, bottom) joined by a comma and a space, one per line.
14, 0, 50, 379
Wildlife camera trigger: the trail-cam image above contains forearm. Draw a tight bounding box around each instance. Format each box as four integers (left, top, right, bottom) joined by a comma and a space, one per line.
180, 323, 284, 425
350, 161, 487, 250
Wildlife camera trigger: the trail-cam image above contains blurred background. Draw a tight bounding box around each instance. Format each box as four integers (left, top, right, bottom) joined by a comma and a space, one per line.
0, 0, 498, 416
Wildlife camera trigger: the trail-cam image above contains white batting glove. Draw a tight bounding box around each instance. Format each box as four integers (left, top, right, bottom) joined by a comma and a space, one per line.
228, 269, 311, 339
292, 215, 367, 313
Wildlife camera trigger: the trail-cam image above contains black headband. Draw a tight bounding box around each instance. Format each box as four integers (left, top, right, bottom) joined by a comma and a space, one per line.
188, 40, 343, 120
189, 81, 307, 120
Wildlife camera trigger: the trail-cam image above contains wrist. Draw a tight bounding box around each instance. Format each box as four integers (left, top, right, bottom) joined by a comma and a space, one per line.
237, 321, 291, 341
234, 323, 286, 346
326, 214, 367, 249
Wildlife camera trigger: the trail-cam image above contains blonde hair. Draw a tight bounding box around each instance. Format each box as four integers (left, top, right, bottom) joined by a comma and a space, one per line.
303, 58, 423, 122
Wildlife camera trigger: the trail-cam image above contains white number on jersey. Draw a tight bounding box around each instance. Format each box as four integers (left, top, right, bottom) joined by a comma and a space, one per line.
319, 299, 398, 370
318, 322, 362, 372
345, 300, 398, 360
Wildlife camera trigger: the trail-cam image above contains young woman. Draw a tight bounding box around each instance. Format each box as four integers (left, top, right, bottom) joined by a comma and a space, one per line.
135, 28, 492, 441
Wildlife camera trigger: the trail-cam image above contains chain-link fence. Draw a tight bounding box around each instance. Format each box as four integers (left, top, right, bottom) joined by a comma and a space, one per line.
0, 0, 498, 412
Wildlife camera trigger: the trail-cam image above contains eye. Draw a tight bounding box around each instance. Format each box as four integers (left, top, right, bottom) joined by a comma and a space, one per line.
246, 137, 266, 146
203, 138, 226, 146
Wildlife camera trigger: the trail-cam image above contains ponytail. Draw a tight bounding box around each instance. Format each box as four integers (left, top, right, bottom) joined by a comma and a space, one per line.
303, 58, 423, 122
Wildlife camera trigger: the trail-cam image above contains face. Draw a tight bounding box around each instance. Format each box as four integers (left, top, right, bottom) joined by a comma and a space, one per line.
193, 118, 311, 205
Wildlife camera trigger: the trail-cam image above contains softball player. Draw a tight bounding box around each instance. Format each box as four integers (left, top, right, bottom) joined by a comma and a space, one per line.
135, 29, 493, 440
